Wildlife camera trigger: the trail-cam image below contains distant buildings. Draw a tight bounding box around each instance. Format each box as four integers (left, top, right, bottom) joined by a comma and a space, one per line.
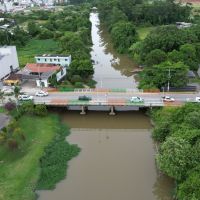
35, 54, 71, 67
0, 46, 19, 80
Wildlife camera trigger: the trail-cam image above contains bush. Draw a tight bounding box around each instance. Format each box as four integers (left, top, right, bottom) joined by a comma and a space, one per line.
4, 102, 16, 111
74, 82, 84, 88
37, 124, 80, 189
70, 75, 82, 83
34, 104, 48, 116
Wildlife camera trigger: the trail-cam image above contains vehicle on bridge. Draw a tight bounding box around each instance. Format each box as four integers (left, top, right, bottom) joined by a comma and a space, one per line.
130, 96, 144, 103
162, 96, 175, 102
78, 95, 92, 101
35, 91, 48, 97
18, 94, 33, 101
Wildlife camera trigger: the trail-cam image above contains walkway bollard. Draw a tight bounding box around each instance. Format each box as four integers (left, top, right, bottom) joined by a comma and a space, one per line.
109, 106, 115, 115
80, 106, 86, 115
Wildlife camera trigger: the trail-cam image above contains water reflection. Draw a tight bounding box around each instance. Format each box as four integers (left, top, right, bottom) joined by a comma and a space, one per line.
90, 12, 138, 88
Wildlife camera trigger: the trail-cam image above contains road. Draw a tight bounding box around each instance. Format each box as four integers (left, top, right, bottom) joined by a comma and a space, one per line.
26, 91, 200, 106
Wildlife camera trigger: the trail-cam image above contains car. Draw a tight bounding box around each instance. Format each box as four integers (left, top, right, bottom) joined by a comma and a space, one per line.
130, 96, 144, 103
18, 94, 33, 101
162, 96, 175, 102
78, 95, 92, 101
195, 97, 200, 102
35, 91, 48, 97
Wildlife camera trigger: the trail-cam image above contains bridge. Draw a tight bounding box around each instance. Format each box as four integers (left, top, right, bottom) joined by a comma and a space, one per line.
29, 88, 199, 115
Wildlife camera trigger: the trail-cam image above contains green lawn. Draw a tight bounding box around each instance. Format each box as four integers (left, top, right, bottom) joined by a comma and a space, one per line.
137, 26, 156, 40
17, 39, 60, 68
0, 115, 60, 200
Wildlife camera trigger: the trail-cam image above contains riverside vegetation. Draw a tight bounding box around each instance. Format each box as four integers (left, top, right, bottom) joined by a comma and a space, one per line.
0, 102, 80, 200
151, 103, 200, 199
96, 0, 200, 90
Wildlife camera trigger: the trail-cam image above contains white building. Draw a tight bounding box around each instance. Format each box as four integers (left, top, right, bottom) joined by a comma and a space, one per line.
35, 54, 71, 67
0, 46, 19, 80
19, 63, 66, 87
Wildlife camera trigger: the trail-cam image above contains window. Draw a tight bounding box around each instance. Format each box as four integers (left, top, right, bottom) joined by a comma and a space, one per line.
50, 59, 52, 62
61, 69, 64, 75
65, 59, 68, 61
37, 58, 40, 61
45, 59, 47, 62
58, 59, 60, 62
54, 59, 57, 61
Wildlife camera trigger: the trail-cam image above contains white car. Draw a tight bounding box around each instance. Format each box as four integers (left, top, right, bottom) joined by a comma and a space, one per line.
162, 96, 175, 102
18, 94, 33, 101
35, 91, 48, 97
130, 96, 144, 103
195, 97, 200, 102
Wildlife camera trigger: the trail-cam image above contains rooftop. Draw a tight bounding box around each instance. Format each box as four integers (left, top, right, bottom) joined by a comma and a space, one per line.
25, 63, 61, 73
35, 54, 70, 58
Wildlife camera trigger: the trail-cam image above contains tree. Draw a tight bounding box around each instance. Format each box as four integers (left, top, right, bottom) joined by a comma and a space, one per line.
34, 104, 47, 116
177, 164, 200, 200
111, 21, 138, 53
179, 44, 198, 70
145, 49, 167, 67
27, 21, 41, 37
156, 136, 192, 181
139, 61, 189, 89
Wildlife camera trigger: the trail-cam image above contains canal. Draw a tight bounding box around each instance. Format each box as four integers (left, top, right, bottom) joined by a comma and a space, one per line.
38, 11, 173, 200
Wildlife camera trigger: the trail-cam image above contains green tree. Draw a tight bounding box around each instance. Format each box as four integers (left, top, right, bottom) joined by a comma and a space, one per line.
145, 49, 167, 67
27, 21, 41, 37
156, 137, 192, 181
111, 21, 138, 53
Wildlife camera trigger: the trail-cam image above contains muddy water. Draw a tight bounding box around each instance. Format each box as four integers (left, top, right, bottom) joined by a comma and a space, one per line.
91, 12, 138, 89
38, 111, 173, 200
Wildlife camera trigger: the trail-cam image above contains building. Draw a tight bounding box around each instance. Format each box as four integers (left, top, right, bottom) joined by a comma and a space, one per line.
18, 63, 66, 87
0, 46, 19, 80
35, 54, 71, 67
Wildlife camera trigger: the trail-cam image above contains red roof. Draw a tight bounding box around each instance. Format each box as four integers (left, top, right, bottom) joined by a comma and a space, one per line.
25, 63, 61, 73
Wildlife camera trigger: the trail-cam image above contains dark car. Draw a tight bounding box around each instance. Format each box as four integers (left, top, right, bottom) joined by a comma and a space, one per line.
78, 95, 92, 101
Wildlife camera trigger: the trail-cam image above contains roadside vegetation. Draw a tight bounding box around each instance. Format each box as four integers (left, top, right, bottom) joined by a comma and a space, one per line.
151, 103, 200, 199
0, 102, 79, 200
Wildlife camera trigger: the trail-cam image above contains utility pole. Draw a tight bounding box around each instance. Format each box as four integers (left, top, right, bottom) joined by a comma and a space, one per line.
167, 68, 171, 92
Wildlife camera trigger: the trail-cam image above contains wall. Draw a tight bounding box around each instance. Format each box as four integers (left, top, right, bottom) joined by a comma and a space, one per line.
35, 55, 71, 67
0, 46, 19, 80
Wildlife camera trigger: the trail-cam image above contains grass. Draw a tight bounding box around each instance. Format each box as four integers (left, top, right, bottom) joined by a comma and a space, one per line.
17, 39, 60, 68
137, 26, 156, 40
0, 107, 6, 113
0, 115, 60, 200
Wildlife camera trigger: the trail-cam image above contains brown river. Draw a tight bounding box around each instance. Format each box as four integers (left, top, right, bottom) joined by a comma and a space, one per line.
38, 11, 173, 200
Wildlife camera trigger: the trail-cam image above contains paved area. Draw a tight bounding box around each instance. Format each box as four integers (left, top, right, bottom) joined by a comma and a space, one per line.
0, 114, 10, 130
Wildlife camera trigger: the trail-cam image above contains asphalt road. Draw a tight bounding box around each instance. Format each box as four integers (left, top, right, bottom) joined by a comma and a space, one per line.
28, 91, 200, 104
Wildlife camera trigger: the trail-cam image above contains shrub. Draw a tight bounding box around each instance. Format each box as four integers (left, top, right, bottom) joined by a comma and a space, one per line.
4, 102, 16, 111
74, 82, 84, 88
34, 104, 48, 116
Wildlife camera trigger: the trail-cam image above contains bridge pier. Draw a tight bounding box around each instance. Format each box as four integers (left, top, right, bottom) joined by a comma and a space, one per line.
109, 106, 115, 115
80, 106, 86, 115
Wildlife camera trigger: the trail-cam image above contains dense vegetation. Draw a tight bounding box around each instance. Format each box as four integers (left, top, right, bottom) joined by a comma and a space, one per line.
97, 0, 200, 89
37, 124, 80, 189
152, 103, 200, 199
0, 103, 80, 200
0, 5, 94, 87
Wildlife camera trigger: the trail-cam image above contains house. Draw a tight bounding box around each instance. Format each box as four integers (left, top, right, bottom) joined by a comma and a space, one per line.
35, 54, 71, 67
0, 46, 19, 80
18, 63, 66, 87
